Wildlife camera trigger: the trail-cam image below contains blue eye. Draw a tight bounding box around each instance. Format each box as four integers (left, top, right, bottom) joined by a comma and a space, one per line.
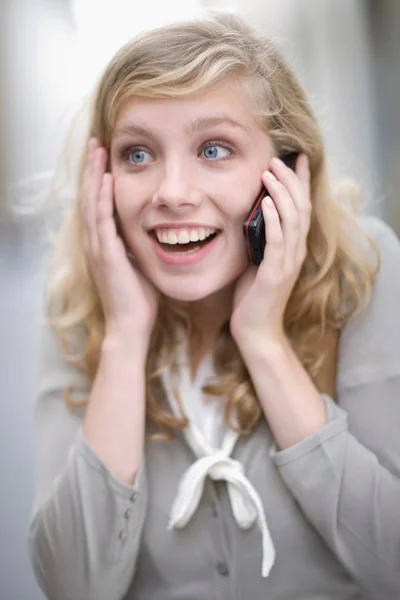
127, 148, 152, 164
202, 144, 231, 160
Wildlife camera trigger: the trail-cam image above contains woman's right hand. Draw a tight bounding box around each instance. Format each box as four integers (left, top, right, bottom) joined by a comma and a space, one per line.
81, 138, 159, 350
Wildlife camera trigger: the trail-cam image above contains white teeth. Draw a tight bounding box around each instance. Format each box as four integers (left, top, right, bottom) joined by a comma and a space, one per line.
177, 230, 190, 244
167, 231, 178, 244
189, 230, 200, 242
154, 227, 216, 245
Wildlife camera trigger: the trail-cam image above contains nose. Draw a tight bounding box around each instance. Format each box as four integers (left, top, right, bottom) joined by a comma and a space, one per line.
152, 161, 201, 211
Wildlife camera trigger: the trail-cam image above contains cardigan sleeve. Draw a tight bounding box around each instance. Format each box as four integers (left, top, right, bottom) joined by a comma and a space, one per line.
28, 319, 148, 600
270, 217, 400, 599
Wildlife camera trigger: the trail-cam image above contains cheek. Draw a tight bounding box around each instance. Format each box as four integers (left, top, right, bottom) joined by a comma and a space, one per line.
221, 184, 261, 225
224, 165, 264, 215
113, 176, 142, 220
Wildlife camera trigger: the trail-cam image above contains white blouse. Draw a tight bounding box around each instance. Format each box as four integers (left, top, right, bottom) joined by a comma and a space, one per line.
161, 344, 276, 577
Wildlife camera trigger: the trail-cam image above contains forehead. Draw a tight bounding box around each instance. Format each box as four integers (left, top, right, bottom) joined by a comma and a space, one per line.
112, 82, 264, 138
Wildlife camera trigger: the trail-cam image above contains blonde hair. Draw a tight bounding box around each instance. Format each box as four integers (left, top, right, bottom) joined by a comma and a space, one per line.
48, 13, 379, 437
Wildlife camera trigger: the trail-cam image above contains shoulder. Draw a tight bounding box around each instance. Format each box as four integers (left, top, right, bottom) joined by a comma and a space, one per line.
32, 317, 91, 513
359, 213, 400, 250
36, 315, 90, 420
357, 214, 400, 307
338, 215, 400, 387
357, 214, 400, 301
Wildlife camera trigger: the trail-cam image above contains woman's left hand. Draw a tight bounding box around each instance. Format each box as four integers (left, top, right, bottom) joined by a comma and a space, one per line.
230, 154, 311, 352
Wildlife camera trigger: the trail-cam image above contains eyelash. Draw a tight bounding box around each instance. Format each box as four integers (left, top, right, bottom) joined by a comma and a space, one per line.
120, 146, 148, 163
120, 140, 234, 165
200, 140, 234, 160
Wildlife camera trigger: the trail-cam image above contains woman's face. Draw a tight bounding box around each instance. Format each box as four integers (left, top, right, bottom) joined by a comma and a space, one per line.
110, 82, 274, 302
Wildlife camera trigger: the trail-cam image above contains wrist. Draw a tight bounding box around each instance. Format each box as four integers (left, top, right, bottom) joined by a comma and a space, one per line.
238, 333, 289, 363
102, 330, 149, 363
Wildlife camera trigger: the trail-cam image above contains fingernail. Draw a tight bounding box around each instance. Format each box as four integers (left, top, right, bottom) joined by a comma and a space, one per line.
264, 171, 277, 182
263, 195, 273, 206
271, 157, 285, 169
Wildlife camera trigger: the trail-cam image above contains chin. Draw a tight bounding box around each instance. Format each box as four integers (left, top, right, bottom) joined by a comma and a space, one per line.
152, 271, 240, 303
157, 281, 220, 303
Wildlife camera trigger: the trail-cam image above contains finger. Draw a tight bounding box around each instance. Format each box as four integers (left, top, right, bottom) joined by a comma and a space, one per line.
269, 156, 304, 211
84, 145, 108, 257
262, 170, 300, 252
296, 154, 312, 239
294, 154, 311, 233
88, 137, 100, 154
81, 141, 96, 254
81, 139, 97, 212
261, 195, 285, 281
295, 153, 311, 198
97, 173, 118, 262
84, 138, 101, 185
270, 154, 311, 236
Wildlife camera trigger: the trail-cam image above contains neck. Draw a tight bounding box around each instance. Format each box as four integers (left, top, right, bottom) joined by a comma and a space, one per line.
183, 285, 234, 376
186, 287, 233, 332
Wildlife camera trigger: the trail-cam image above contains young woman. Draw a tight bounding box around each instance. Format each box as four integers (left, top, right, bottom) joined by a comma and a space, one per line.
28, 13, 400, 600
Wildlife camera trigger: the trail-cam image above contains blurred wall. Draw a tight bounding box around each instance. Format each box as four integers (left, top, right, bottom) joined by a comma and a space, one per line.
2, 0, 77, 188
367, 0, 400, 230
0, 3, 5, 210
0, 2, 68, 598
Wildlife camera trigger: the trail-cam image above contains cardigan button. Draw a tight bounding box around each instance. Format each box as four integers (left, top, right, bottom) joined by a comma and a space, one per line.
216, 561, 229, 577
118, 529, 127, 543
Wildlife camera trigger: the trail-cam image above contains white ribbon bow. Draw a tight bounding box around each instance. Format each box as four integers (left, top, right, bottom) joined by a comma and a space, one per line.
161, 355, 276, 578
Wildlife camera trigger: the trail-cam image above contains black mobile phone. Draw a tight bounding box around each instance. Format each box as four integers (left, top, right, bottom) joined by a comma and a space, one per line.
243, 152, 298, 266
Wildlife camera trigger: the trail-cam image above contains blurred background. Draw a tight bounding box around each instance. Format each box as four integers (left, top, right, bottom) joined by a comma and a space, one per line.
0, 1, 399, 598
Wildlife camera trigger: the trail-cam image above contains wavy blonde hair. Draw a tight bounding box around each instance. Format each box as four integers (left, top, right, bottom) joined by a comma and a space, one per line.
48, 13, 379, 438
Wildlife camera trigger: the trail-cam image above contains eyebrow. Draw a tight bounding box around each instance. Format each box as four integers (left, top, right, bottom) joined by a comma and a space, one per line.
186, 116, 250, 134
113, 124, 156, 140
113, 115, 250, 140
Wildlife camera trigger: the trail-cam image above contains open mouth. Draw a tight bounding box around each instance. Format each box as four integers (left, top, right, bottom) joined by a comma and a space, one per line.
150, 228, 221, 255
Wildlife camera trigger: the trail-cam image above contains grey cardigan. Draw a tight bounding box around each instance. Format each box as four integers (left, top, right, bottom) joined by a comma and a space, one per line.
28, 216, 400, 600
